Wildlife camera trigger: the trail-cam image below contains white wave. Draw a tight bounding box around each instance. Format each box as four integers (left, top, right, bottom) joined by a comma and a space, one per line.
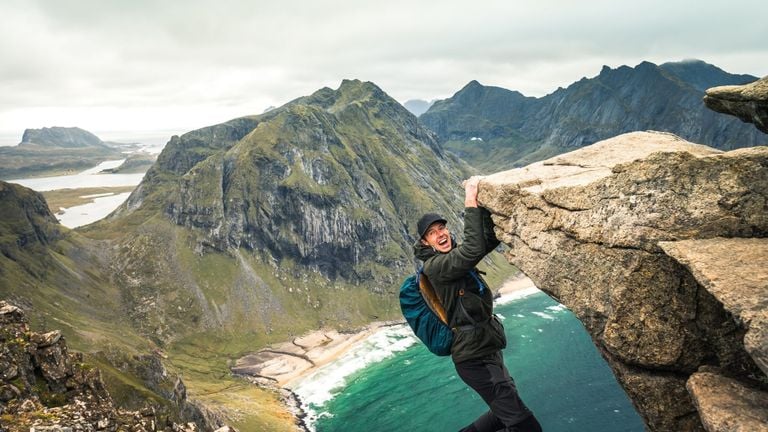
290, 324, 417, 431
546, 304, 568, 312
495, 287, 541, 305
532, 311, 555, 320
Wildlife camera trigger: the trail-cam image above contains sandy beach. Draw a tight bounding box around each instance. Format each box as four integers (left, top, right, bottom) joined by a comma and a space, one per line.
232, 321, 403, 388
232, 275, 541, 389
497, 273, 541, 297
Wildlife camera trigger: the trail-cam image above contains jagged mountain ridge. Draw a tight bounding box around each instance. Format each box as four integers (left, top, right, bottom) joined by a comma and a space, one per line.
420, 59, 766, 170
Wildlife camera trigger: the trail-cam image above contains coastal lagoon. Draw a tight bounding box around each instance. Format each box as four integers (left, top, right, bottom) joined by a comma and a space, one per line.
292, 291, 645, 432
7, 159, 145, 228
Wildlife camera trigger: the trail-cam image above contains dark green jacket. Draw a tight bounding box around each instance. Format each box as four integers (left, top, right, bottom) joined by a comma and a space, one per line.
413, 207, 505, 363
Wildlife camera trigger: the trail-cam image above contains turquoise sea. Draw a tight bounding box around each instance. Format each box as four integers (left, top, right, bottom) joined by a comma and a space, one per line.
292, 291, 645, 432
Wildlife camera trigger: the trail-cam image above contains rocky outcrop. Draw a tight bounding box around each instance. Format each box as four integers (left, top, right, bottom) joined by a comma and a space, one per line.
0, 300, 233, 431
705, 76, 768, 134
687, 372, 768, 432
479, 131, 768, 431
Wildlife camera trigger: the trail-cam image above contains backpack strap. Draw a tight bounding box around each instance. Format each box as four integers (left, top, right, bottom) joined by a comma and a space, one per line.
468, 269, 487, 296
417, 269, 450, 326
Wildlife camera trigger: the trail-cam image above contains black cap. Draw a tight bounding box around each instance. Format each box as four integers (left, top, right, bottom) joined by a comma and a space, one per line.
417, 213, 447, 239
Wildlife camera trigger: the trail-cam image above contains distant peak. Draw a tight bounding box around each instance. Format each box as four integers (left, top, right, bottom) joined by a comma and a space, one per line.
338, 79, 380, 93
464, 80, 484, 89
636, 60, 659, 70
20, 126, 104, 148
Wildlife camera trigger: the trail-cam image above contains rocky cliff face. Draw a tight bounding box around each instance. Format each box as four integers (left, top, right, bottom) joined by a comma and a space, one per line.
479, 131, 768, 431
705, 75, 768, 134
0, 181, 62, 248
115, 80, 470, 285
421, 60, 766, 171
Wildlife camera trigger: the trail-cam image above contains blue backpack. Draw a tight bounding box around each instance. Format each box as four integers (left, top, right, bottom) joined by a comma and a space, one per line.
399, 269, 454, 356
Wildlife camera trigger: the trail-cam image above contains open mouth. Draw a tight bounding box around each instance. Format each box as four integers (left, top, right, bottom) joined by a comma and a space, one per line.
437, 237, 449, 246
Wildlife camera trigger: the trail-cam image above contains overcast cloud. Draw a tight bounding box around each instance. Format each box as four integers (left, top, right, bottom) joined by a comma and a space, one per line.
1, 0, 766, 140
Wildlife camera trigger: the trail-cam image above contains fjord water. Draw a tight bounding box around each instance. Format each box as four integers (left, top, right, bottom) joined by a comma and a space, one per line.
297, 292, 645, 432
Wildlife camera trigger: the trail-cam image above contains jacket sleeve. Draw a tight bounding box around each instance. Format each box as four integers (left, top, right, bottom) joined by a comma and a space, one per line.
481, 207, 500, 253
424, 207, 487, 282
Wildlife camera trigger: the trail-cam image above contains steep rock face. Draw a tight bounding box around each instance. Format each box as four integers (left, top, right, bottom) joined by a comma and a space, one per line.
479, 131, 768, 431
117, 80, 468, 284
704, 76, 768, 134
421, 60, 766, 171
20, 126, 106, 148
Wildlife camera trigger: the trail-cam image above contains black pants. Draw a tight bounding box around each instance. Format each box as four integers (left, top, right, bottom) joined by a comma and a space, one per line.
455, 351, 542, 432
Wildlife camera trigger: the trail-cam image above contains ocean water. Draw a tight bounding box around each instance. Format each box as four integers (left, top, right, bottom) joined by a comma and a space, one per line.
293, 292, 645, 432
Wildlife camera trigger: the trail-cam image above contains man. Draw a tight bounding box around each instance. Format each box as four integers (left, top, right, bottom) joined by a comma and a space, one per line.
414, 176, 542, 432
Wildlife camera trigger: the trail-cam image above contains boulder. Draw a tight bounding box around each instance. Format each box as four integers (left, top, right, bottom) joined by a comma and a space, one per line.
480, 131, 768, 431
687, 372, 768, 432
660, 237, 768, 377
705, 76, 768, 134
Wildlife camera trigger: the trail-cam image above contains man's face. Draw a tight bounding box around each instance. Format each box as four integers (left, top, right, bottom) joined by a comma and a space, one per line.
421, 222, 452, 253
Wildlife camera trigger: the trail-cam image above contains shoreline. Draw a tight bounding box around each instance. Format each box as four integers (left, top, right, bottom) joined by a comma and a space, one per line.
232, 275, 541, 430
231, 320, 405, 388
496, 273, 542, 302
233, 275, 540, 388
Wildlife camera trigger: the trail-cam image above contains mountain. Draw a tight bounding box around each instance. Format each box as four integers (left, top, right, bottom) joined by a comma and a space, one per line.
20, 126, 109, 149
95, 79, 508, 346
659, 58, 758, 92
113, 79, 475, 283
0, 127, 123, 179
403, 99, 435, 116
420, 60, 766, 171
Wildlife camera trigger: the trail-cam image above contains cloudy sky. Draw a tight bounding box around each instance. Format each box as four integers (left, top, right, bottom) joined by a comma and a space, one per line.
1, 0, 766, 142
